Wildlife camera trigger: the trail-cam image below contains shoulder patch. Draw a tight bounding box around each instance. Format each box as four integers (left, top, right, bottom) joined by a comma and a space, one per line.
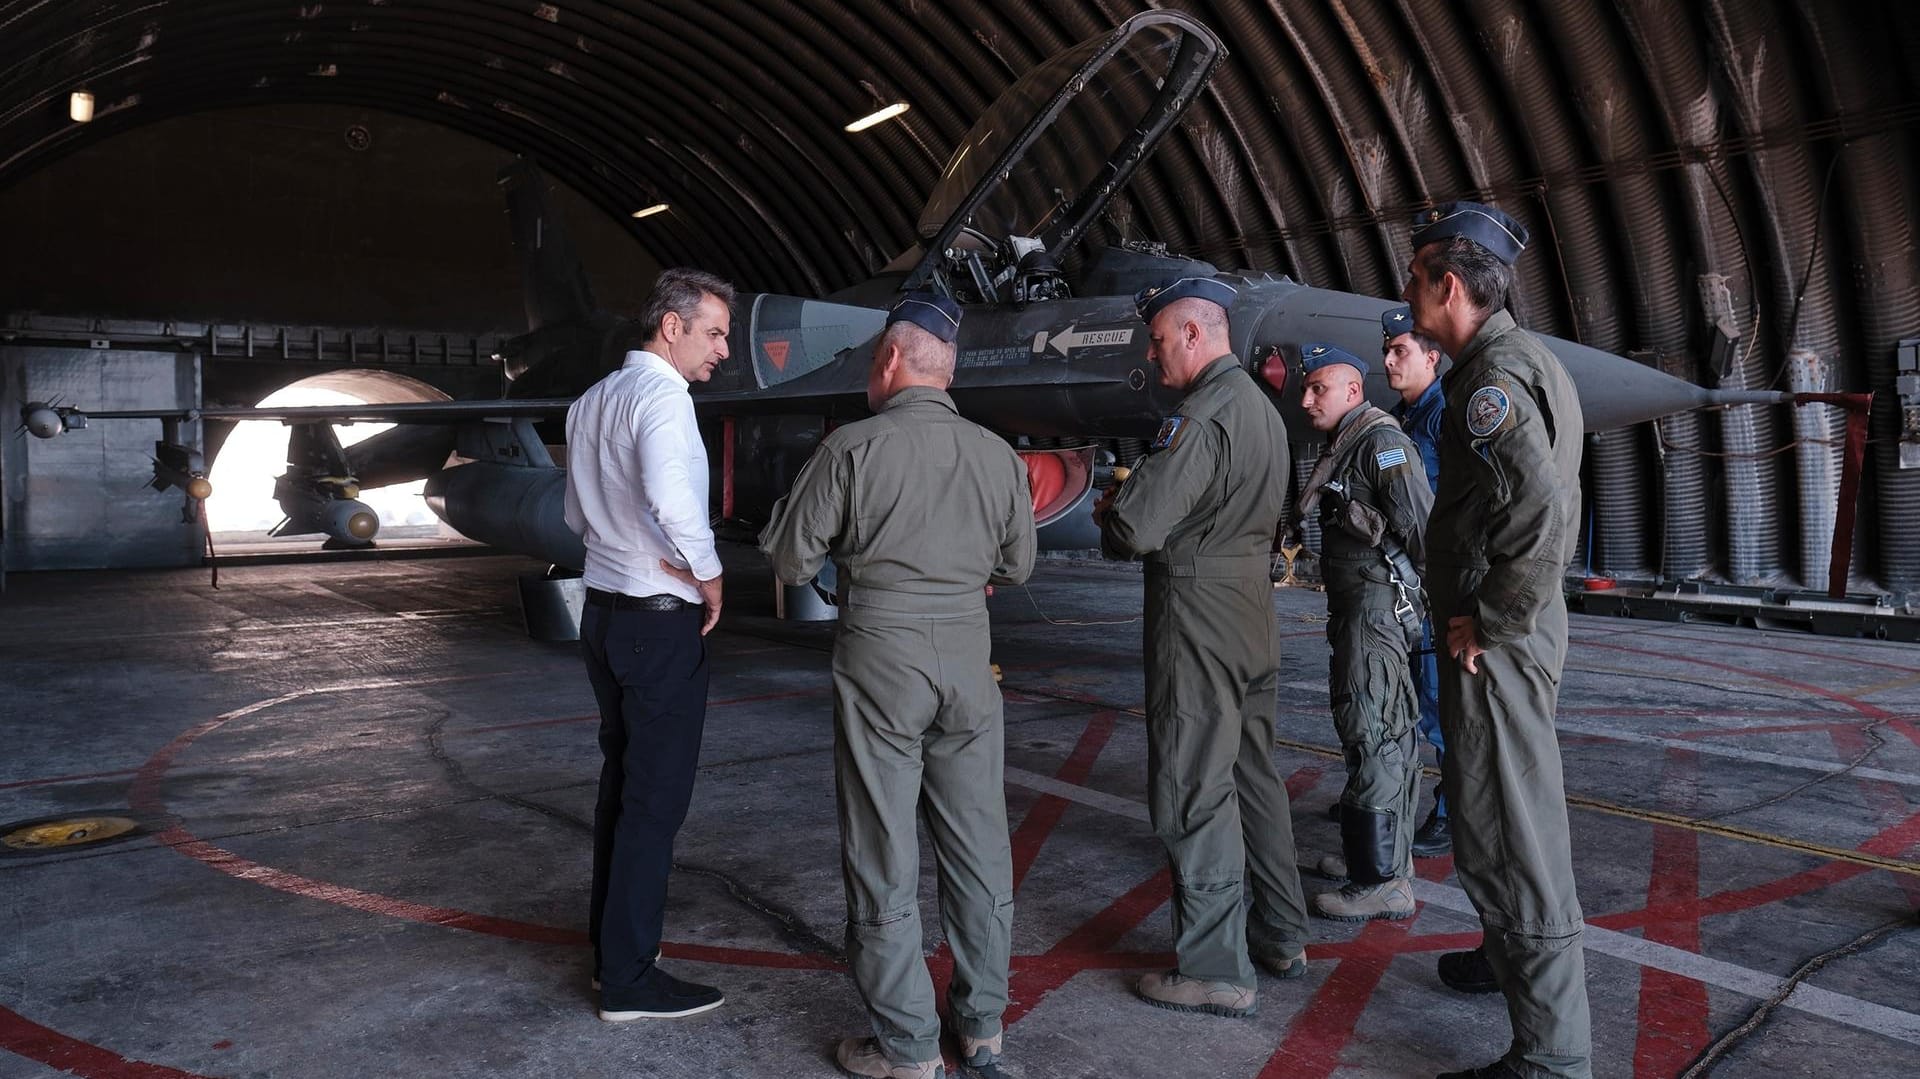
1466, 385, 1512, 438
1151, 415, 1188, 451
1375, 446, 1409, 470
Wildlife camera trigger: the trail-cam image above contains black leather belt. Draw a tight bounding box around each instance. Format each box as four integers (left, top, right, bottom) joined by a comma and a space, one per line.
585, 587, 697, 612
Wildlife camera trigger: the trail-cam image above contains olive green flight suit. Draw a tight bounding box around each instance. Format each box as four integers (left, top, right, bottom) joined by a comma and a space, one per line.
759, 386, 1037, 1064
1309, 404, 1432, 885
1101, 355, 1308, 989
1428, 310, 1591, 1078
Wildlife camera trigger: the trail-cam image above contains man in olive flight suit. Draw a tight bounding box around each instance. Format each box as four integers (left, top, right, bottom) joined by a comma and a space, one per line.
1403, 201, 1591, 1079
760, 292, 1036, 1079
1296, 342, 1432, 923
1095, 275, 1309, 1019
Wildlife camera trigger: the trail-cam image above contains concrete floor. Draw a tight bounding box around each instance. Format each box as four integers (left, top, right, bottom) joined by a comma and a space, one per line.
3, 550, 1918, 1079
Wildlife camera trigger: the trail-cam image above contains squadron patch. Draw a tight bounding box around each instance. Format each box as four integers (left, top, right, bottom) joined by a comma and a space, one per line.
1152, 415, 1188, 451
1466, 385, 1512, 438
1375, 447, 1409, 470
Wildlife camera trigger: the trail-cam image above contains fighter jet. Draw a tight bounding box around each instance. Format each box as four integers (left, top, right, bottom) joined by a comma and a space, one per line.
20, 9, 1789, 570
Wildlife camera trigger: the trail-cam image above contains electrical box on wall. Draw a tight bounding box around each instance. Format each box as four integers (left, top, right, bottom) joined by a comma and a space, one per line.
1898, 338, 1919, 471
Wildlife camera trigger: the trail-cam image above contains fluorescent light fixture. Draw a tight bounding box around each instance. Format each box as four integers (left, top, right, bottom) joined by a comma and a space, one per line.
630, 203, 669, 219
69, 90, 94, 123
844, 102, 910, 132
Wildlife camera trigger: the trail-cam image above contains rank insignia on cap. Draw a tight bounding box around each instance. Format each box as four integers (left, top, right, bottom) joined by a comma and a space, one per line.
1381, 305, 1413, 338
1300, 341, 1369, 378
1133, 276, 1238, 323
1412, 200, 1529, 265
887, 290, 963, 343
1375, 447, 1409, 470
1151, 414, 1188, 451
1466, 385, 1512, 438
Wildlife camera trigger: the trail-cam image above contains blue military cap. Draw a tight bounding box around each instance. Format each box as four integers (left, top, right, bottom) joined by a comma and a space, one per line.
1381, 305, 1415, 338
1301, 341, 1369, 378
1410, 200, 1529, 265
1133, 275, 1237, 323
887, 290, 962, 343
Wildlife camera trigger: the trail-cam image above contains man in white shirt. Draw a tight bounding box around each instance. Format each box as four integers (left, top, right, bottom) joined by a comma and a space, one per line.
564, 266, 731, 1022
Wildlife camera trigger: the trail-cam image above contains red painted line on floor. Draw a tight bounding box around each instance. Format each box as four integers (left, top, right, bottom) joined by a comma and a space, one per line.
1261, 917, 1412, 1078
1045, 866, 1174, 958
141, 819, 843, 968
0, 1005, 211, 1078
1626, 631, 1920, 675
1598, 803, 1920, 932
465, 714, 599, 735
1263, 849, 1468, 1079
1633, 749, 1709, 1077
0, 767, 138, 791
1561, 705, 1882, 720
1284, 764, 1325, 802
155, 823, 587, 944
1056, 927, 1486, 969
464, 689, 823, 735
1883, 720, 1920, 755
1010, 712, 1119, 891
661, 942, 842, 971
130, 692, 842, 974
1581, 641, 1896, 720
1654, 719, 1882, 741
1002, 866, 1173, 1025
1829, 726, 1920, 910
1578, 634, 1920, 941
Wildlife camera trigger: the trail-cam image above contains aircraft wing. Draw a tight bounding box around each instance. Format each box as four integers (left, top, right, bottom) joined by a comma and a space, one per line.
70, 399, 577, 425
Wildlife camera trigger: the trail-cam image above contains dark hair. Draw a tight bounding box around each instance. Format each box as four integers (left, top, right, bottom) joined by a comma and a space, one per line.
638, 267, 736, 342
1419, 235, 1513, 313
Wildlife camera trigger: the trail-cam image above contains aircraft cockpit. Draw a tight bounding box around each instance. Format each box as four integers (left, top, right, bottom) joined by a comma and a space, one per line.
906, 11, 1226, 308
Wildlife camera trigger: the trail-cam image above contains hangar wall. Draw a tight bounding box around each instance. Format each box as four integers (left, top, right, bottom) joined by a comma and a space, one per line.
1, 2, 1917, 601
0, 104, 660, 332
0, 343, 201, 571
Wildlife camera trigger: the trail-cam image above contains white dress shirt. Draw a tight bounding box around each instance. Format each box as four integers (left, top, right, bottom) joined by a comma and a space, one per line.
564, 350, 721, 601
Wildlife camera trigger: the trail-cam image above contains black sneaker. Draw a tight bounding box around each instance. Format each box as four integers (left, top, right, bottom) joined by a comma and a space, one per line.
1411, 810, 1452, 858
598, 967, 724, 1020
1436, 948, 1499, 994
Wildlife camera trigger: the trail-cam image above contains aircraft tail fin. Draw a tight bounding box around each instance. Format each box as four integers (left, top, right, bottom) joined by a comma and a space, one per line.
497, 157, 599, 332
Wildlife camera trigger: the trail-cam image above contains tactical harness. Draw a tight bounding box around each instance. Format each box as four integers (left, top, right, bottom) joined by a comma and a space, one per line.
1297, 406, 1426, 650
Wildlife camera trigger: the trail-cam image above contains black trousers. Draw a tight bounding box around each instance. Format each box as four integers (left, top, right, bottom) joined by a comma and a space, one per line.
581, 601, 709, 996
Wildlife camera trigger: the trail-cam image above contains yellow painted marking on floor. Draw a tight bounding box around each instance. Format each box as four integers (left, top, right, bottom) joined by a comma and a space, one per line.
1847, 668, 1920, 699
1268, 734, 1920, 877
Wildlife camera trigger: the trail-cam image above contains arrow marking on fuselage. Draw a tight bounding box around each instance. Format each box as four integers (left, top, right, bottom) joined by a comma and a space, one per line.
1031, 325, 1135, 356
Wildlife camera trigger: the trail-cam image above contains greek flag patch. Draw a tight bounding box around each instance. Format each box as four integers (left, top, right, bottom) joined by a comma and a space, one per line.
1375, 447, 1409, 469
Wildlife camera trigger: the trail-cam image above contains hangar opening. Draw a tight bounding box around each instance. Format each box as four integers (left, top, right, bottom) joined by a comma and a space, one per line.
205, 370, 460, 550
